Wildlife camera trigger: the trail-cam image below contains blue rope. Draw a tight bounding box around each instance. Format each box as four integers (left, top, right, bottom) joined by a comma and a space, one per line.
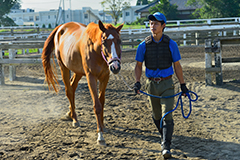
139, 90, 198, 128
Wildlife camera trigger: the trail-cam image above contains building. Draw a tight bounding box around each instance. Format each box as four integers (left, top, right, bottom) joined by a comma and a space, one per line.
98, 10, 116, 23
135, 0, 199, 20
121, 5, 147, 24
8, 7, 101, 28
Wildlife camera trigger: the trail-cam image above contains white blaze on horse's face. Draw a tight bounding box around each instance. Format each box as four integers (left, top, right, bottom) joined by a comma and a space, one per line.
107, 34, 118, 59
106, 33, 121, 74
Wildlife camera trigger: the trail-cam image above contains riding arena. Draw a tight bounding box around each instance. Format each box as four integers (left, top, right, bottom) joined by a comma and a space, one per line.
0, 19, 240, 159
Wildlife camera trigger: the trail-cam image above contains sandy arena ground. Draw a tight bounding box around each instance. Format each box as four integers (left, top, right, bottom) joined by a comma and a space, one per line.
0, 45, 240, 160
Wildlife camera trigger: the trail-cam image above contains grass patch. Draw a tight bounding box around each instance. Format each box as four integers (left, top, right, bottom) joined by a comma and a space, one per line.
114, 23, 146, 30
3, 48, 39, 56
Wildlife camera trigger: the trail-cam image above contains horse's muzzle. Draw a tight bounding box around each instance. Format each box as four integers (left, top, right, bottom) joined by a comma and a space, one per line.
109, 60, 121, 74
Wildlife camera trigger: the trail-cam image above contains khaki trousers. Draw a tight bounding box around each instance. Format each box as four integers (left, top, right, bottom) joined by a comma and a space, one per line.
145, 78, 174, 121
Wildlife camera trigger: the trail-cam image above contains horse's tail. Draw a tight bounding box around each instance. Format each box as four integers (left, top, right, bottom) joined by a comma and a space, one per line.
42, 24, 62, 93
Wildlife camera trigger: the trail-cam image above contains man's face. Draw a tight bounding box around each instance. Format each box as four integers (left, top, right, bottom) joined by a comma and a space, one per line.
149, 20, 165, 34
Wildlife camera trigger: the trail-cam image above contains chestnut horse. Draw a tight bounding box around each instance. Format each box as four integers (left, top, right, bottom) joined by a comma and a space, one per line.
42, 20, 123, 145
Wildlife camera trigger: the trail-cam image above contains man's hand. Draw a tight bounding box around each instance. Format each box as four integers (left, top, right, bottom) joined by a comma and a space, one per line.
133, 82, 141, 94
181, 83, 188, 96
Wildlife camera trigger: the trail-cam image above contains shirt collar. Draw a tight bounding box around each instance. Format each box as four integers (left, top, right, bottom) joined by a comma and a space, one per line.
151, 34, 164, 43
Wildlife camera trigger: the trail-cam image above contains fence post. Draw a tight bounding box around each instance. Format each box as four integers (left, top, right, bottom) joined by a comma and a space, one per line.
205, 39, 212, 85
11, 28, 14, 36
183, 33, 186, 46
218, 31, 222, 36
214, 40, 223, 85
22, 49, 26, 55
0, 49, 2, 59
129, 30, 133, 48
9, 48, 16, 81
144, 22, 149, 28
37, 27, 40, 34
233, 30, 237, 36
38, 48, 43, 53
207, 19, 211, 25
177, 21, 180, 26
0, 64, 4, 85
223, 31, 227, 36
0, 48, 4, 85
195, 32, 199, 45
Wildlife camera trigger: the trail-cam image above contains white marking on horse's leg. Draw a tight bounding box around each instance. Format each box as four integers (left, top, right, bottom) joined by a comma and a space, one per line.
97, 131, 106, 146
97, 132, 104, 141
107, 34, 114, 39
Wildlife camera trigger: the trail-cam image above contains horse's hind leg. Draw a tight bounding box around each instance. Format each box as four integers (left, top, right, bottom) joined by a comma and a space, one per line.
68, 73, 82, 126
60, 66, 81, 127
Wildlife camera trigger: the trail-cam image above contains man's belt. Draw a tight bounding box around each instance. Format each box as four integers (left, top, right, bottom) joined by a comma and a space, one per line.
148, 75, 172, 83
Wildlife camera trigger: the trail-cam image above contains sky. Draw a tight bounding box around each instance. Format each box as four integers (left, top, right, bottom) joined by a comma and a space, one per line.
20, 0, 138, 12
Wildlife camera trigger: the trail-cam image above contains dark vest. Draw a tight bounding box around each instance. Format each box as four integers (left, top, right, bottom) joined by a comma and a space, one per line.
144, 34, 172, 70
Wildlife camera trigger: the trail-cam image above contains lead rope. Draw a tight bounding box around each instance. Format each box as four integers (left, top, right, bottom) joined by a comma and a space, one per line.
118, 72, 198, 128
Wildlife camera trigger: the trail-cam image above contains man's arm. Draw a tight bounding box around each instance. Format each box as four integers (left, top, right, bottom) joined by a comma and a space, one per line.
174, 61, 189, 95
173, 60, 185, 84
135, 61, 143, 82
134, 61, 143, 94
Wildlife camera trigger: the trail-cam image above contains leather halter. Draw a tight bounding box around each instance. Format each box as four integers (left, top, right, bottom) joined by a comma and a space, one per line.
101, 34, 121, 66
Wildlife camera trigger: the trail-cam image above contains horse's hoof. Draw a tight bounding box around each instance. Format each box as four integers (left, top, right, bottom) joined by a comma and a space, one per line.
72, 121, 80, 127
97, 140, 106, 146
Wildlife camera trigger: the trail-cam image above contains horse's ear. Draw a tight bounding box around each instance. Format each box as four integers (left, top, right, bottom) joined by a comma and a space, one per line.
98, 20, 106, 32
116, 23, 124, 33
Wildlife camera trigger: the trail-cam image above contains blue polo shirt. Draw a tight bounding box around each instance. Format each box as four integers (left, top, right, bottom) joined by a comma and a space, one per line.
135, 35, 181, 78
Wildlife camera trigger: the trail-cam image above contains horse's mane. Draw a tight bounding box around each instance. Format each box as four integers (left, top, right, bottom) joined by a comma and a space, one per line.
86, 22, 116, 43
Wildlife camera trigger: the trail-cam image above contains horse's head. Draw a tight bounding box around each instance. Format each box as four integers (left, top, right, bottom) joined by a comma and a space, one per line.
99, 20, 124, 74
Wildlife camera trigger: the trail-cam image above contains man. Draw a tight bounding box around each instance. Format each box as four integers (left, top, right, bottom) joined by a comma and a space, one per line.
133, 12, 188, 158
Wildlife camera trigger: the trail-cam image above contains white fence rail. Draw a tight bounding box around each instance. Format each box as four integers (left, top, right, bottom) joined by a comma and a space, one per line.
144, 17, 240, 28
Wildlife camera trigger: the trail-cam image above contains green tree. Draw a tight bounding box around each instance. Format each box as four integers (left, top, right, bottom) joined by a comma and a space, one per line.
101, 0, 131, 25
136, 0, 149, 5
187, 0, 240, 18
149, 0, 178, 20
132, 16, 148, 25
11, 1, 21, 9
0, 0, 19, 26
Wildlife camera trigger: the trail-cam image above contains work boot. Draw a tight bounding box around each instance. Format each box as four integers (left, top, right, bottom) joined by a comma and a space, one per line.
162, 119, 174, 159
152, 117, 163, 136
152, 117, 164, 150
162, 149, 171, 159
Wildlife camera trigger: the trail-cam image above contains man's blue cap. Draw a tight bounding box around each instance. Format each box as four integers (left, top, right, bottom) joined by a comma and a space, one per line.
148, 12, 167, 24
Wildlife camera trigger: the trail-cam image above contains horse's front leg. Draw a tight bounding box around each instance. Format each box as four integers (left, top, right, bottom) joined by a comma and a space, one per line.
99, 74, 109, 131
86, 73, 106, 145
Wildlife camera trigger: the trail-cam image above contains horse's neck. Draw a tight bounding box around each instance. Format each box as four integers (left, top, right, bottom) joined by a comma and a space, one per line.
93, 41, 102, 54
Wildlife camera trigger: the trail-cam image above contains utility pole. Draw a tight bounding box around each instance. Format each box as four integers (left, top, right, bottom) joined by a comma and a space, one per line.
69, 0, 72, 21
55, 0, 62, 26
62, 0, 65, 23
